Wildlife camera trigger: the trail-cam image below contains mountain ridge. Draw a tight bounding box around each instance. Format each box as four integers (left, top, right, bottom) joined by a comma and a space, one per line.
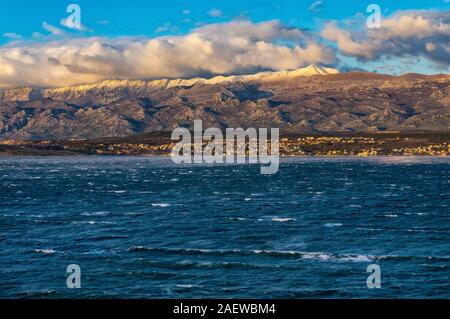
1, 64, 340, 102
0, 65, 448, 140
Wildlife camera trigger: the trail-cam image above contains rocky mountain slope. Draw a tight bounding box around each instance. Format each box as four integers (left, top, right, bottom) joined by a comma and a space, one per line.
0, 65, 448, 140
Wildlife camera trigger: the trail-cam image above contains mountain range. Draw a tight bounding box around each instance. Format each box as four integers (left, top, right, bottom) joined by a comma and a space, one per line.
0, 65, 448, 140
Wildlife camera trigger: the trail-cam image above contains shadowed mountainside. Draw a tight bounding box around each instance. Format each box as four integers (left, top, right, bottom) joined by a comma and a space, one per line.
0, 68, 448, 140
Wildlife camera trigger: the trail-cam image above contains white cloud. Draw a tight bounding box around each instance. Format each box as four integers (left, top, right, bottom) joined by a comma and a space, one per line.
155, 22, 179, 33
3, 10, 447, 89
208, 9, 223, 18
322, 10, 450, 67
60, 18, 91, 32
308, 1, 323, 13
3, 33, 22, 39
0, 20, 335, 88
42, 22, 66, 35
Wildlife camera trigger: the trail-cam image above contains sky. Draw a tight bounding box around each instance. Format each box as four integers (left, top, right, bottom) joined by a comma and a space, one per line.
0, 0, 449, 88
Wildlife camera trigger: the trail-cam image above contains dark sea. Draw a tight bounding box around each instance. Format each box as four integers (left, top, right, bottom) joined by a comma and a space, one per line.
0, 156, 449, 298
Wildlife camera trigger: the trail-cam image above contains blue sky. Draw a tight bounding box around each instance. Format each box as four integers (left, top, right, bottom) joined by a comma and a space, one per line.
0, 1, 448, 87
1, 0, 447, 40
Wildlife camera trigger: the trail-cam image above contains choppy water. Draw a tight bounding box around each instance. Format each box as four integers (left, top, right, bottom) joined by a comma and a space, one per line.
0, 156, 449, 298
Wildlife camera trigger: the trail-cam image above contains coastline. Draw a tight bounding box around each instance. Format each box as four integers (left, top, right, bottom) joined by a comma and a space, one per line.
1, 132, 448, 157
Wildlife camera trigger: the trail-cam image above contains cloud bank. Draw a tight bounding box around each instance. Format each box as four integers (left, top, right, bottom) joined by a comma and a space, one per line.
0, 10, 449, 88
0, 20, 334, 88
322, 10, 450, 67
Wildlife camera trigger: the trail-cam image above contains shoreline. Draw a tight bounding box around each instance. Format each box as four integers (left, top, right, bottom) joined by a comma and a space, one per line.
1, 132, 449, 157
0, 153, 448, 158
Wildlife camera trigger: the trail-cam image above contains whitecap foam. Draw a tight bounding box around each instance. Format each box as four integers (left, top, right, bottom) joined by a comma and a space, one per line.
302, 252, 373, 262
73, 221, 114, 225
339, 254, 374, 262
152, 203, 171, 207
271, 217, 296, 222
324, 223, 343, 227
228, 217, 247, 221
81, 211, 110, 216
128, 246, 375, 263
253, 250, 373, 262
176, 284, 202, 288
176, 284, 194, 288
33, 249, 55, 254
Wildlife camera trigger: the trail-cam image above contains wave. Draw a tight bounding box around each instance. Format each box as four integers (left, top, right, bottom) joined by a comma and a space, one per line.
271, 217, 296, 223
151, 203, 171, 207
176, 284, 203, 289
33, 249, 55, 254
257, 216, 296, 223
80, 211, 111, 216
127, 246, 450, 263
253, 250, 373, 262
228, 217, 247, 221
173, 259, 280, 270
324, 223, 343, 227
72, 221, 115, 225
128, 246, 374, 262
